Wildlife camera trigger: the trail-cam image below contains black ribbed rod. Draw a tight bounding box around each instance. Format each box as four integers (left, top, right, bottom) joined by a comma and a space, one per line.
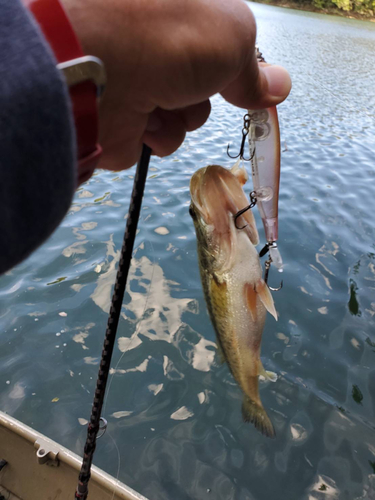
75, 144, 151, 500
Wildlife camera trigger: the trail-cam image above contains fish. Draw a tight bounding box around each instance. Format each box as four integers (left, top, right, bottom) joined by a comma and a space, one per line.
189, 162, 278, 438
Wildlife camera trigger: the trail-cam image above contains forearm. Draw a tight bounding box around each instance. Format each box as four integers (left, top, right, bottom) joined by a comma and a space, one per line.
0, 0, 291, 275
0, 0, 76, 274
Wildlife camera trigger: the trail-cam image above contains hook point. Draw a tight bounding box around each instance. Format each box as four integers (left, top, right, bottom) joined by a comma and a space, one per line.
269, 280, 283, 292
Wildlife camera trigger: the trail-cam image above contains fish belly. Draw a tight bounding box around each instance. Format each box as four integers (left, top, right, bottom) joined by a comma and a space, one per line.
207, 232, 266, 382
200, 233, 275, 437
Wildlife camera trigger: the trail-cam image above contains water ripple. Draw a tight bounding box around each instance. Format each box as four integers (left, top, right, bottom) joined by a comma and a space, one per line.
1, 5, 375, 499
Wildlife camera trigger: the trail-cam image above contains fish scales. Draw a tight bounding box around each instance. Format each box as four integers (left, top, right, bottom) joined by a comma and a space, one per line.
190, 164, 277, 438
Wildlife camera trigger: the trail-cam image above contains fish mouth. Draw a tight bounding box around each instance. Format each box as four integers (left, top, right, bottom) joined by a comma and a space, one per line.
190, 165, 259, 245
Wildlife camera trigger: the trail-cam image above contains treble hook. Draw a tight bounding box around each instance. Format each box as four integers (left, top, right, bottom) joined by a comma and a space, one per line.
234, 191, 257, 229
227, 114, 255, 161
264, 257, 283, 292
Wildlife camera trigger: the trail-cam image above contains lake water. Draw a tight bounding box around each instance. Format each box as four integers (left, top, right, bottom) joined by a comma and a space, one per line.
1, 3, 375, 499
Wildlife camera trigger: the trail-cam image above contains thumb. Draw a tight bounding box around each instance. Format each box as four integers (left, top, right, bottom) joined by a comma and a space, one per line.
221, 49, 292, 110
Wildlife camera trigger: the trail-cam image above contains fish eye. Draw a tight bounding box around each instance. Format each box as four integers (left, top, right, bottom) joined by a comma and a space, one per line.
189, 206, 196, 219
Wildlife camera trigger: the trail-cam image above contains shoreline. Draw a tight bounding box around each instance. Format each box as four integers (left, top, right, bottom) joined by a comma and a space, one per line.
252, 0, 375, 22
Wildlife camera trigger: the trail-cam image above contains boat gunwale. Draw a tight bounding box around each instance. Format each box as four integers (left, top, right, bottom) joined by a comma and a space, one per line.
0, 410, 148, 500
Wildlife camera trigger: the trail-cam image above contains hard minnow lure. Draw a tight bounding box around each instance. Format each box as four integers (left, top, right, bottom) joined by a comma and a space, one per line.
228, 47, 283, 290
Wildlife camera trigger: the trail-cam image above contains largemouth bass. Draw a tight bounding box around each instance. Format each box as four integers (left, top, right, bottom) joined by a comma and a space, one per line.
189, 163, 278, 438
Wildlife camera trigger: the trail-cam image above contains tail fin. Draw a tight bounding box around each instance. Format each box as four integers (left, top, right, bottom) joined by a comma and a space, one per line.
242, 396, 275, 438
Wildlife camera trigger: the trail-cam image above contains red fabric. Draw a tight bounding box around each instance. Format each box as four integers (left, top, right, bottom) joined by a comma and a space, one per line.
23, 0, 101, 181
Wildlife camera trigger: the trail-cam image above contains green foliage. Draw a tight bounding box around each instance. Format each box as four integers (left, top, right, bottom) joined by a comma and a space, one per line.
262, 0, 375, 16
332, 0, 352, 10
313, 0, 328, 9
353, 0, 375, 14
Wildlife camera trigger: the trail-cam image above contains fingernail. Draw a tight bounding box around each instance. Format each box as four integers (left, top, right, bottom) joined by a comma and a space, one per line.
146, 114, 162, 132
261, 65, 291, 98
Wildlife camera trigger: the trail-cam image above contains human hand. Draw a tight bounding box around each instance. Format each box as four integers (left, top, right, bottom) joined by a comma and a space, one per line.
62, 0, 291, 171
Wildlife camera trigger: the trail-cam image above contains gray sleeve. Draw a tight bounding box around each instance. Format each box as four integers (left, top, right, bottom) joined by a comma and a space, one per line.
0, 0, 76, 275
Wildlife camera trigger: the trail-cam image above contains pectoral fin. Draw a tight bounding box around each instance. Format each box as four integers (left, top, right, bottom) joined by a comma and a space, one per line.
245, 281, 278, 322
245, 283, 258, 322
255, 279, 278, 321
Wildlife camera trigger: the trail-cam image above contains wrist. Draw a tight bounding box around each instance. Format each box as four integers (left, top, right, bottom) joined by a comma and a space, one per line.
23, 0, 105, 185
59, 0, 108, 73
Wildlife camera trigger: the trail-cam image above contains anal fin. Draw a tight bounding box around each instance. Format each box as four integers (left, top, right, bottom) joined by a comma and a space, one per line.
258, 361, 278, 382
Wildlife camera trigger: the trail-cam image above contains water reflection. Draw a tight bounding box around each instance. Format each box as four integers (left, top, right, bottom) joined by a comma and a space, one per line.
1, 5, 375, 499
348, 279, 361, 316
91, 239, 215, 381
352, 385, 363, 405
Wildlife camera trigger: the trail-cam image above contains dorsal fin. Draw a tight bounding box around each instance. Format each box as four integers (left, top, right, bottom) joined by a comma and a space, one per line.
230, 158, 249, 185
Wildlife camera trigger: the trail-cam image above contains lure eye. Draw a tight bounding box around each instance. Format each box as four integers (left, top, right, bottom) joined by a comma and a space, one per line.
189, 206, 196, 219
253, 122, 270, 141
251, 109, 269, 123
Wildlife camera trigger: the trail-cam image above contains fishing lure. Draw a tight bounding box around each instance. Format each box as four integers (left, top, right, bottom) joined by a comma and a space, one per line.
228, 47, 283, 290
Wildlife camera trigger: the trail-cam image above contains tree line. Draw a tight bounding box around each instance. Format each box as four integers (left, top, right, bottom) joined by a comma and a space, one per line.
266, 0, 375, 17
